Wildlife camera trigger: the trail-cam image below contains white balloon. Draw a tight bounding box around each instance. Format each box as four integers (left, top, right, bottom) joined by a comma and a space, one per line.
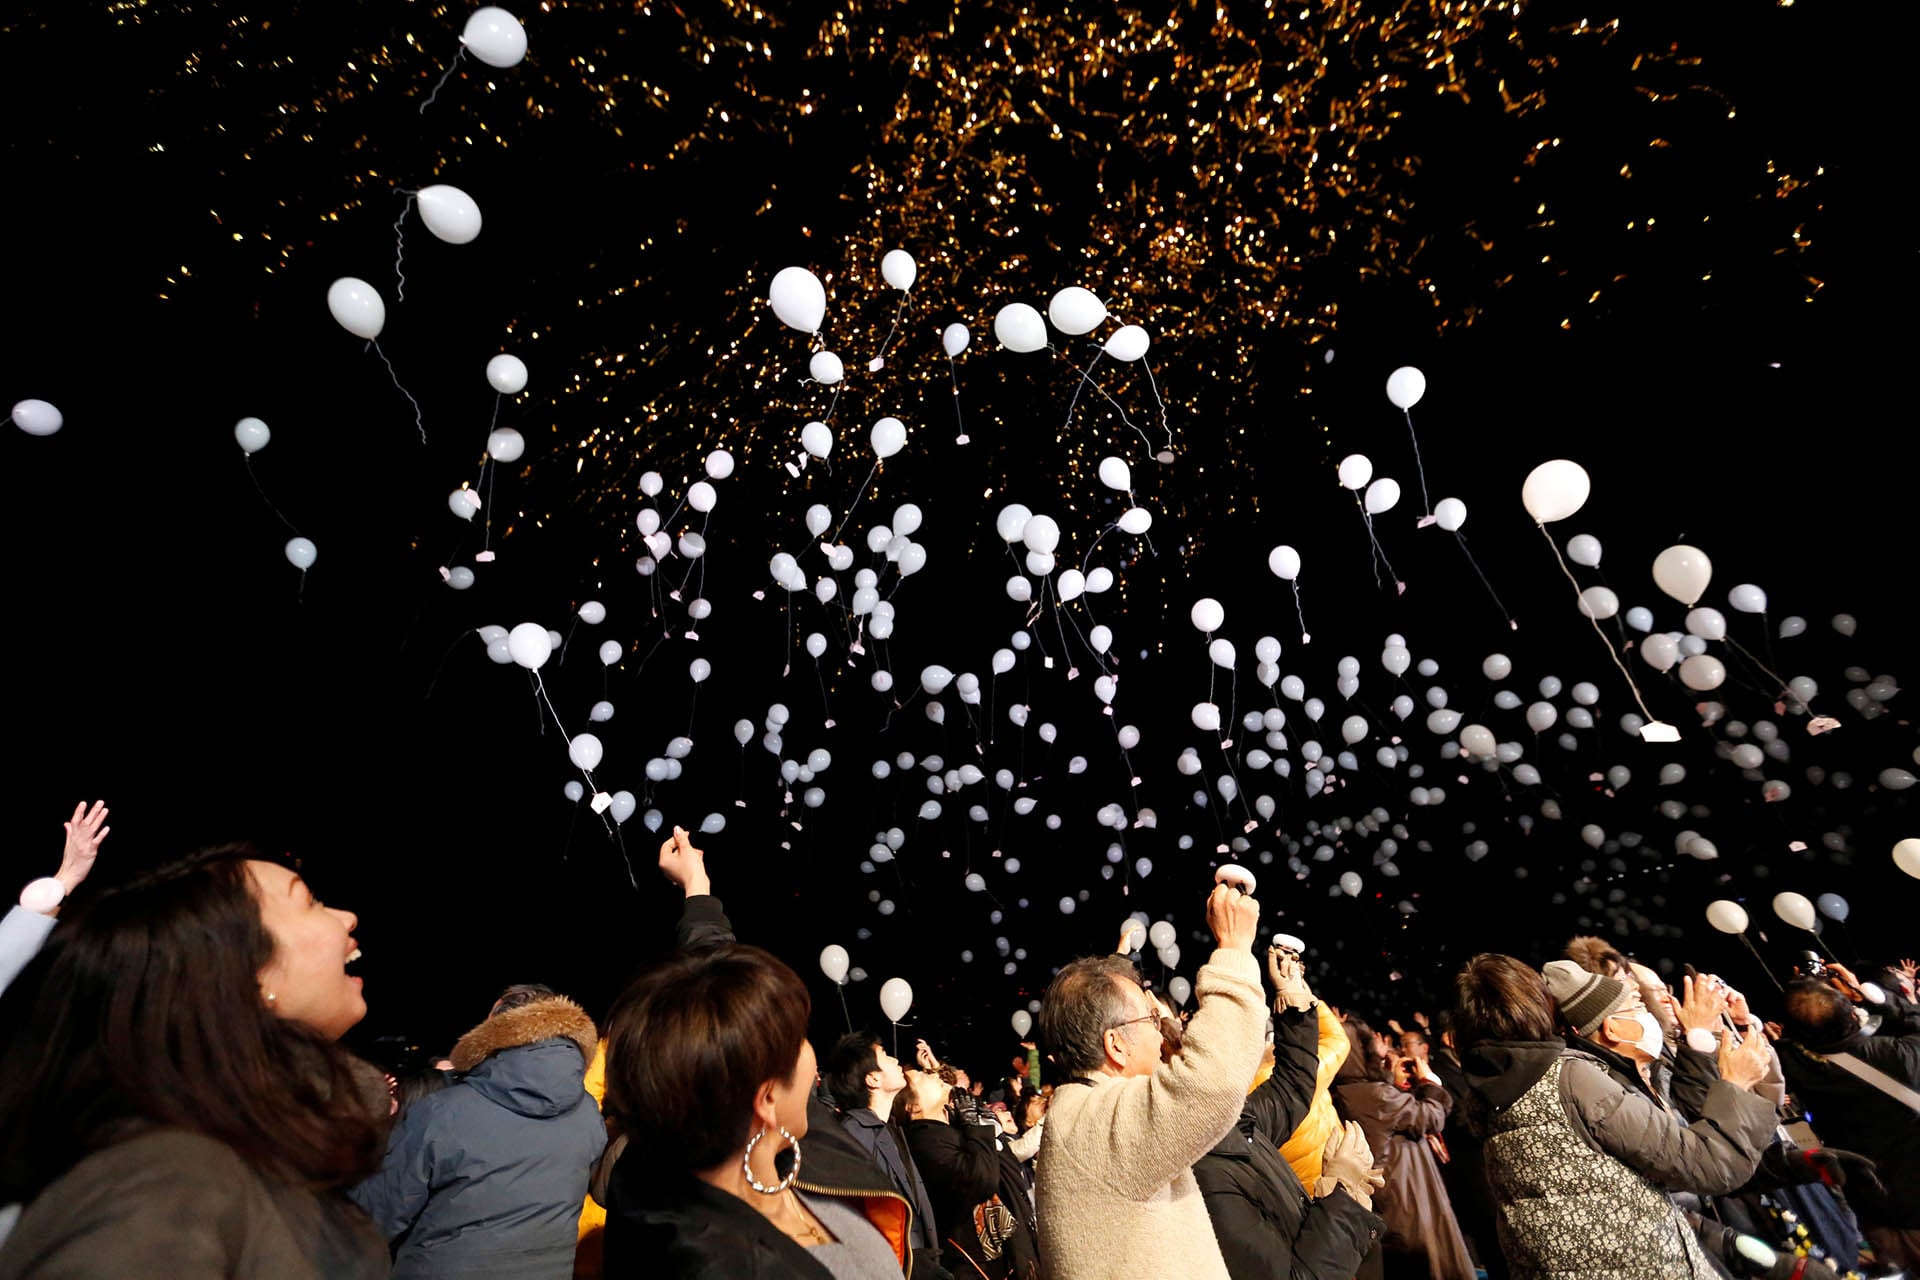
1771, 892, 1817, 931
1652, 545, 1713, 607
1433, 497, 1466, 532
870, 417, 907, 458
1058, 569, 1086, 601
233, 417, 271, 454
1190, 598, 1225, 633
568, 733, 603, 771
599, 640, 623, 666
1103, 325, 1150, 362
1678, 654, 1726, 691
1098, 456, 1132, 491
881, 249, 917, 291
942, 323, 970, 357
995, 503, 1032, 544
609, 791, 637, 824
799, 420, 833, 459
1728, 583, 1768, 614
1364, 477, 1401, 514
690, 658, 712, 683
1640, 633, 1680, 672
1012, 1010, 1033, 1037
1460, 724, 1496, 758
879, 977, 914, 1022
461, 5, 528, 67
1385, 366, 1426, 410
416, 184, 483, 244
1685, 608, 1727, 641
1482, 653, 1512, 681
1520, 459, 1590, 523
284, 537, 317, 571
1191, 702, 1222, 732
1268, 545, 1302, 581
685, 480, 717, 513
576, 600, 606, 625
1023, 514, 1061, 554
1706, 900, 1749, 934
1117, 507, 1152, 535
1047, 287, 1107, 335
326, 277, 385, 340
704, 450, 735, 480
820, 945, 851, 985
993, 303, 1048, 353
1341, 715, 1368, 745
1578, 586, 1619, 620
507, 621, 551, 669
1337, 454, 1373, 490
10, 399, 63, 436
808, 351, 845, 385
1566, 534, 1602, 567
768, 266, 827, 334
487, 426, 525, 462
639, 471, 663, 497
446, 566, 475, 590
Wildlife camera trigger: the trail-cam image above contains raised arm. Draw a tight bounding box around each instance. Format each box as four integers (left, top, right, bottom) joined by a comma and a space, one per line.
1564, 1041, 1777, 1196
659, 827, 736, 951
3, 802, 111, 995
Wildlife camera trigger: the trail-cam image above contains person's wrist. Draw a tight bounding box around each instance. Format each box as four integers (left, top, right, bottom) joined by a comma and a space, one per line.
684, 872, 712, 897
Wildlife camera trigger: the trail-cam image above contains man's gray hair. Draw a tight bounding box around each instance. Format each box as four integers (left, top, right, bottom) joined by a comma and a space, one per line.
1038, 955, 1142, 1076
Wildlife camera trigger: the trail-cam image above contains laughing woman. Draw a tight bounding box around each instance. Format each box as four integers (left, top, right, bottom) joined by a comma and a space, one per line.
0, 846, 390, 1279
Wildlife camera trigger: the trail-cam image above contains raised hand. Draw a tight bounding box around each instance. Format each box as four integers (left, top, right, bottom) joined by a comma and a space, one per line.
1267, 946, 1314, 1012
915, 1039, 940, 1072
1718, 1021, 1772, 1091
657, 826, 711, 897
57, 800, 110, 894
1677, 975, 1729, 1034
1205, 882, 1260, 953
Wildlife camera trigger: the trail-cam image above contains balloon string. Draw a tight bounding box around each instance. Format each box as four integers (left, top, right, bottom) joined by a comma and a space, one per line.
1053, 348, 1144, 446
420, 45, 465, 114
836, 984, 853, 1033
1062, 349, 1105, 435
482, 458, 497, 553
872, 294, 908, 368
1143, 359, 1172, 452
1737, 933, 1784, 992
1355, 497, 1404, 593
1451, 531, 1516, 630
946, 353, 968, 443
243, 455, 301, 534
1290, 578, 1310, 645
822, 384, 843, 428
391, 193, 415, 303
829, 462, 879, 545
486, 392, 502, 450
1537, 526, 1659, 724
1403, 409, 1432, 516
371, 340, 426, 442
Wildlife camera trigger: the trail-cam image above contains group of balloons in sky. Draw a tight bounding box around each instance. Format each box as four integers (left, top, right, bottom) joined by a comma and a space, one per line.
1703, 858, 1920, 942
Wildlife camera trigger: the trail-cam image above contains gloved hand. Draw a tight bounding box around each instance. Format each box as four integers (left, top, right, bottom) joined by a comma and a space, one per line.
1267, 947, 1316, 1013
1316, 1120, 1384, 1210
1801, 1147, 1886, 1200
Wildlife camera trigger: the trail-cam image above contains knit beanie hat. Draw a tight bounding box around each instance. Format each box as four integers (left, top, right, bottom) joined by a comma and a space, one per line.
1542, 959, 1633, 1037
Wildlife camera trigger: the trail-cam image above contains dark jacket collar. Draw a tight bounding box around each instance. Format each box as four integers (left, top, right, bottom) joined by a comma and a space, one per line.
1459, 1038, 1564, 1116
607, 1165, 832, 1280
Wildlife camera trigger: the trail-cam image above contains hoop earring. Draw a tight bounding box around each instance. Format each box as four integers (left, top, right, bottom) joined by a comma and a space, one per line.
742, 1125, 801, 1195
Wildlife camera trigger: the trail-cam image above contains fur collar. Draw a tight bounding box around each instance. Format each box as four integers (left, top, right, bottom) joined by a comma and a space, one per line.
450, 996, 599, 1072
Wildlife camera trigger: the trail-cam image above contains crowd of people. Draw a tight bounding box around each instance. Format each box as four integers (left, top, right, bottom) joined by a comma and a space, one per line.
0, 804, 1915, 1279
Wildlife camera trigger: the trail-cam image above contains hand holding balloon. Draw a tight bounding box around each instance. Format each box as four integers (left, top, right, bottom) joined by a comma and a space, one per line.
657, 826, 710, 899
1205, 881, 1260, 954
1214, 864, 1257, 896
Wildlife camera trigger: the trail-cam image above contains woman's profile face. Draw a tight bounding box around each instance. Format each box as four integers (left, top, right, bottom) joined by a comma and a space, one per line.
248, 861, 365, 1040
772, 1037, 816, 1141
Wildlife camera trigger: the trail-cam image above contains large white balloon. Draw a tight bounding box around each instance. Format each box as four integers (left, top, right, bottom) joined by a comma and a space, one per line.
1047, 287, 1107, 335
1336, 454, 1373, 490
768, 266, 827, 334
1364, 477, 1401, 514
1520, 459, 1591, 524
481, 426, 523, 463
801, 420, 833, 459
1771, 891, 1816, 931
1705, 900, 1749, 934
881, 249, 917, 291
1433, 497, 1466, 531
1653, 545, 1713, 607
1190, 598, 1225, 633
284, 537, 317, 570
416, 184, 483, 244
568, 734, 603, 771
1566, 534, 1602, 567
507, 621, 552, 669
1268, 545, 1302, 581
1385, 366, 1426, 410
1023, 514, 1061, 554
994, 303, 1048, 353
808, 351, 845, 385
461, 6, 528, 67
484, 354, 528, 397
326, 277, 386, 340
1728, 583, 1768, 614
1895, 838, 1920, 879
1098, 456, 1132, 491
878, 977, 914, 1022
1117, 507, 1152, 535
870, 417, 907, 458
10, 399, 64, 436
234, 417, 271, 454
942, 323, 970, 357
820, 945, 851, 985
1104, 325, 1150, 362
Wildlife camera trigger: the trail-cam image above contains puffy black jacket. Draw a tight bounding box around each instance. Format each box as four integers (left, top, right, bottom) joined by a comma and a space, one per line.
1195, 1003, 1382, 1280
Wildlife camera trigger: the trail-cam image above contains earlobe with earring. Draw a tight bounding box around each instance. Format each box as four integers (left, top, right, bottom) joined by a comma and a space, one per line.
742, 1126, 802, 1194
263, 991, 277, 1006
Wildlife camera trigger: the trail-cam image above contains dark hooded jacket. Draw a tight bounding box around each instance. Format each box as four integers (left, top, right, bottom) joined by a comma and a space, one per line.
1774, 990, 1920, 1227
903, 1115, 1041, 1280
351, 997, 607, 1279
1458, 1038, 1776, 1280
1195, 1002, 1382, 1280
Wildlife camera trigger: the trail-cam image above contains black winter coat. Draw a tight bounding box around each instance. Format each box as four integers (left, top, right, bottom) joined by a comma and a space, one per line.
1776, 995, 1920, 1227
1195, 1002, 1383, 1280
903, 1118, 1040, 1280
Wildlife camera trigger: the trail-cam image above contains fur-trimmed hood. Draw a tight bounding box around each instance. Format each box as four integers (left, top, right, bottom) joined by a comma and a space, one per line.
451, 996, 599, 1073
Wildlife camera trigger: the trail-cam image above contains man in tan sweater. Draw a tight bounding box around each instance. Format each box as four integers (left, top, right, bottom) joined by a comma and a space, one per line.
1034, 883, 1268, 1280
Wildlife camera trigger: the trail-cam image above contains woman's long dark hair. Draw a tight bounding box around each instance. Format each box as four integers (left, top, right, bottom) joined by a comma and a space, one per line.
0, 845, 385, 1203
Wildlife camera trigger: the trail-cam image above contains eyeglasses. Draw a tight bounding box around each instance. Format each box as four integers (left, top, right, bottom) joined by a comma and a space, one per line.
1109, 1013, 1159, 1035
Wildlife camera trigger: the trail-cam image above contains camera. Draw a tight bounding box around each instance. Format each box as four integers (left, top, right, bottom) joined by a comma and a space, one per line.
1792, 951, 1826, 980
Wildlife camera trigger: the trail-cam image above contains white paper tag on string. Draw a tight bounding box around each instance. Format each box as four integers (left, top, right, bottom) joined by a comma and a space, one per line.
589, 792, 614, 814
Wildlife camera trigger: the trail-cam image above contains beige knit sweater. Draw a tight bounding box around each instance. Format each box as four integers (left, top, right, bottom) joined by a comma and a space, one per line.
1035, 947, 1268, 1280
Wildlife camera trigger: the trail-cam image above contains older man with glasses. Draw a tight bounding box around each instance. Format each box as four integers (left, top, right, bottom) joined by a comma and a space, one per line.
1034, 883, 1268, 1280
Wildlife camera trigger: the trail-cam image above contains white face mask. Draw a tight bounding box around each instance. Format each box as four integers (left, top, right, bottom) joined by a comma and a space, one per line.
1606, 1010, 1665, 1061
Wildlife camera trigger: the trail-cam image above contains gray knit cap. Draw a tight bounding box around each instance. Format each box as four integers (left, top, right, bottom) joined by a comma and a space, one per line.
1542, 959, 1633, 1037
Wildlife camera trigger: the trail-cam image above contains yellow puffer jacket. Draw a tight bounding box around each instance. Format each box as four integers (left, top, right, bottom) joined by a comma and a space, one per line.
574, 1041, 608, 1278
1278, 1004, 1349, 1186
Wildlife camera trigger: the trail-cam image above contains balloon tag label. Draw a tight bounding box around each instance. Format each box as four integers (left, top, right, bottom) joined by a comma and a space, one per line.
437, 566, 452, 582
1808, 716, 1840, 735
589, 792, 614, 814
1416, 515, 1438, 528
474, 550, 496, 563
